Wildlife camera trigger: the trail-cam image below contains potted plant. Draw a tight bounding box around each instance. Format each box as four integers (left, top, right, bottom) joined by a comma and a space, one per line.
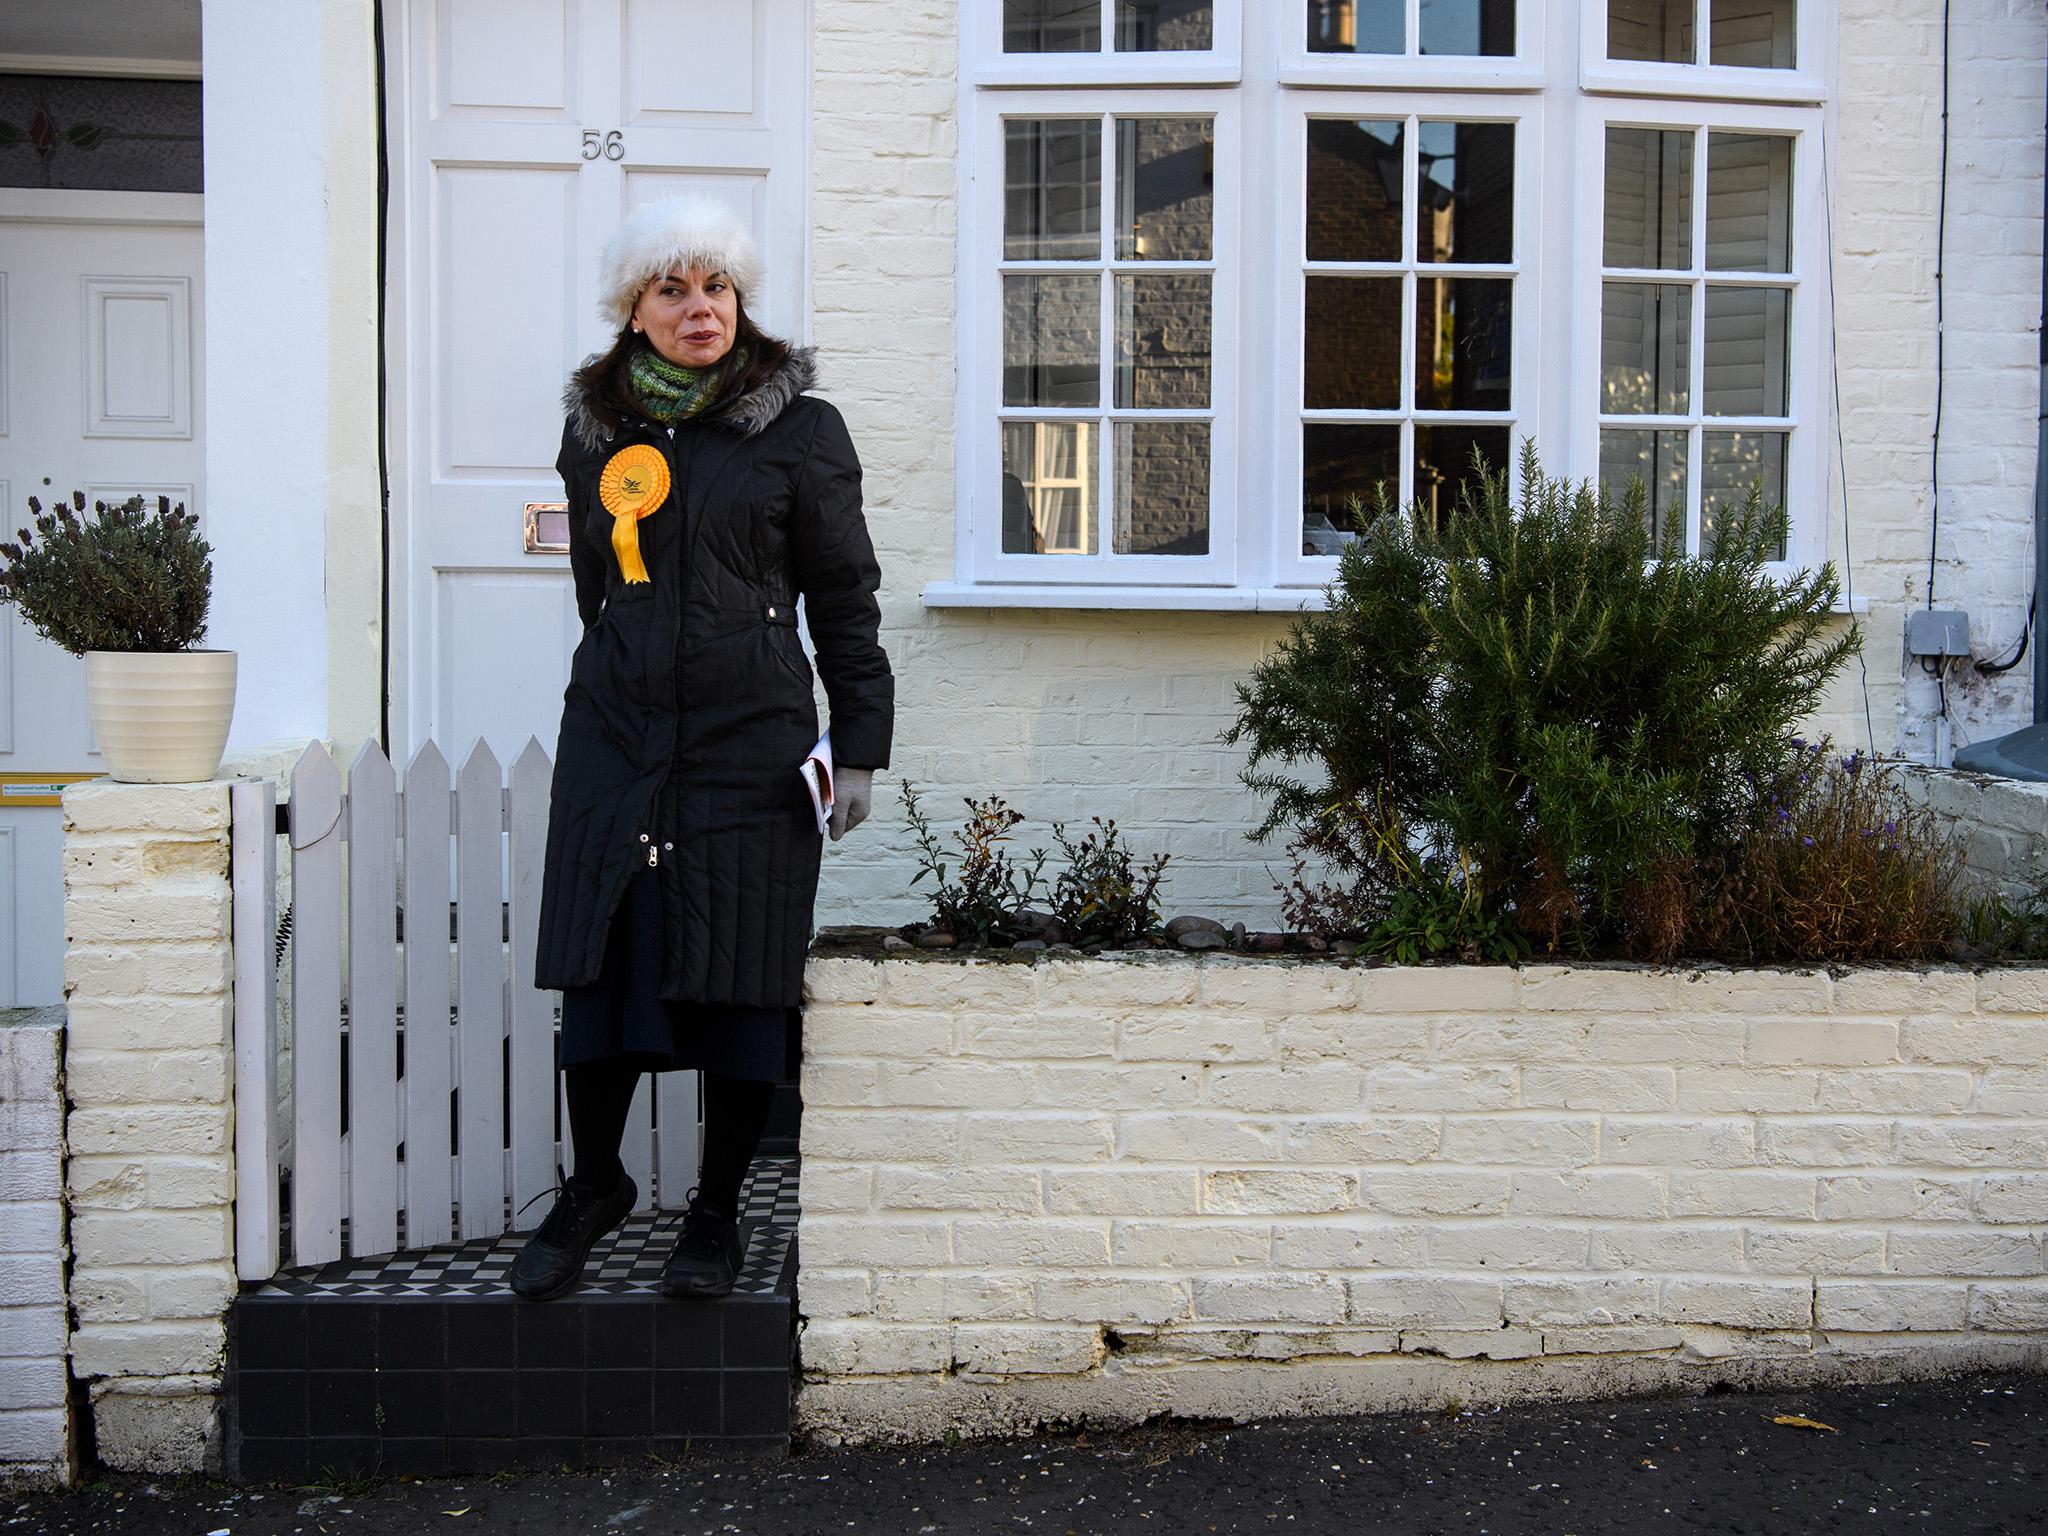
0, 491, 235, 783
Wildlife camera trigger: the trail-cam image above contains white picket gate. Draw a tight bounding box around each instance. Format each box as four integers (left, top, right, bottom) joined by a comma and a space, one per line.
231, 738, 702, 1279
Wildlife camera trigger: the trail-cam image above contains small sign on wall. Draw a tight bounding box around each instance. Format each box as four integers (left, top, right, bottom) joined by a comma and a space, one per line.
0, 773, 103, 808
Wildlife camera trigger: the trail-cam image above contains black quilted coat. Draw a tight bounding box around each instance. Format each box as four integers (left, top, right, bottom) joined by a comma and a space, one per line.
532, 347, 893, 1008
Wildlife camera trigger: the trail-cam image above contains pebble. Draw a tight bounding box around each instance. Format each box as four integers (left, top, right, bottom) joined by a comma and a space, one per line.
1165, 914, 1227, 939
882, 934, 913, 952
1013, 938, 1049, 951
913, 930, 958, 949
1331, 939, 1360, 957
1252, 931, 1287, 952
1177, 929, 1227, 950
1229, 922, 1248, 947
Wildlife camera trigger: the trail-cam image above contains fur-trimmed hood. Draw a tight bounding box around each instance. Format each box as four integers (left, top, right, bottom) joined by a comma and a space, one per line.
562, 345, 819, 456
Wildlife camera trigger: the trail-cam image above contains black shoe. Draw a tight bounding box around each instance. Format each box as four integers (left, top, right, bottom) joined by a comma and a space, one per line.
661, 1189, 745, 1298
508, 1170, 637, 1301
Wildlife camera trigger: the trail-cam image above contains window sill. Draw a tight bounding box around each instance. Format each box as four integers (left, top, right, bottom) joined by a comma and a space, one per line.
923, 581, 1334, 613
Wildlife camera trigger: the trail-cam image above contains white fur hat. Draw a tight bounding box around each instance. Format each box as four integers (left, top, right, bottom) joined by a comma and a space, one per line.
596, 194, 762, 330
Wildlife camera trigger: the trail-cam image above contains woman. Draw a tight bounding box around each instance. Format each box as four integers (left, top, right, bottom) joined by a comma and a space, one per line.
515, 195, 893, 1302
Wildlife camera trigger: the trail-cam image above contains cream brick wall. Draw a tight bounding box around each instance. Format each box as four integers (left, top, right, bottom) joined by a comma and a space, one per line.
795, 954, 2048, 1445
1900, 762, 2048, 897
0, 1007, 72, 1488
1827, 0, 2046, 760
62, 781, 237, 1475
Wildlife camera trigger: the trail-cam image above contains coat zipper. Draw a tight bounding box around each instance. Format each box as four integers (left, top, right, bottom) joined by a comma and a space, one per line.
637, 422, 685, 872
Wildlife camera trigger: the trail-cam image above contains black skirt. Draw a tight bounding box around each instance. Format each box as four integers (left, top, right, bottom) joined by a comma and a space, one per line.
557, 861, 801, 1085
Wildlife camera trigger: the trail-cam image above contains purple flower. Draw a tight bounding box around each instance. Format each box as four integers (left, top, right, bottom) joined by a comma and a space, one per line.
1790, 737, 1807, 751
1802, 835, 1815, 847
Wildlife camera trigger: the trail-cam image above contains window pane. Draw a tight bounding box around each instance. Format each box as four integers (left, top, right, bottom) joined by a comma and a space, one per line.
1005, 0, 1101, 51
1002, 421, 1100, 554
1115, 421, 1210, 553
1419, 0, 1516, 56
1116, 118, 1213, 260
1304, 423, 1401, 533
1307, 0, 1404, 54
1116, 0, 1214, 50
1599, 428, 1690, 547
1710, 0, 1795, 67
1706, 133, 1792, 272
1415, 277, 1513, 411
1415, 424, 1511, 524
1305, 277, 1403, 409
1116, 274, 1212, 408
1604, 127, 1693, 270
1417, 121, 1514, 264
1005, 119, 1102, 261
1606, 0, 1694, 61
1702, 429, 1787, 558
1003, 274, 1101, 407
1703, 286, 1789, 417
1601, 282, 1691, 415
0, 76, 203, 193
1307, 119, 1404, 263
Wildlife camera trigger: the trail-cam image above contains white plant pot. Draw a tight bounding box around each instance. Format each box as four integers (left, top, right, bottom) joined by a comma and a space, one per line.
84, 649, 238, 784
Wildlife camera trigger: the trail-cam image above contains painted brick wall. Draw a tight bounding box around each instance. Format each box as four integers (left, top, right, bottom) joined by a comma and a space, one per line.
794, 955, 2048, 1444
1829, 0, 2047, 760
62, 781, 237, 1475
1900, 762, 2048, 897
0, 1007, 71, 1488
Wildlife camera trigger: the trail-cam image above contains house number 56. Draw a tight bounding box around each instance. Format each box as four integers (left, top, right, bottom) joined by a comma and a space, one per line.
581, 130, 624, 162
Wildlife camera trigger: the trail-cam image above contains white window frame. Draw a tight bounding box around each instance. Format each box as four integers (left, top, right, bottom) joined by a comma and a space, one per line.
968, 0, 1245, 88
1283, 0, 1548, 92
1579, 0, 1825, 103
935, 0, 1834, 612
1271, 90, 1546, 592
1570, 96, 1829, 573
954, 88, 1244, 593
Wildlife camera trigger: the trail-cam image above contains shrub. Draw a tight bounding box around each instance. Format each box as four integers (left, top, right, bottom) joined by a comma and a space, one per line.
1227, 445, 1861, 959
1049, 816, 1169, 948
1704, 743, 1962, 963
900, 781, 1048, 946
0, 491, 212, 654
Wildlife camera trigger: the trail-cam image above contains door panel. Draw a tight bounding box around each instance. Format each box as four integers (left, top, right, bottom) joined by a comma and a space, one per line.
393, 0, 807, 764
0, 196, 205, 1005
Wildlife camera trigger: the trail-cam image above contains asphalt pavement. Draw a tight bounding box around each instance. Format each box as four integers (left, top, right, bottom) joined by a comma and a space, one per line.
12, 1370, 2044, 1535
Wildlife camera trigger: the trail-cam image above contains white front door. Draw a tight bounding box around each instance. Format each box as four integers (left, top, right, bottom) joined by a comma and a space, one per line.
0, 188, 205, 1006
385, 0, 810, 767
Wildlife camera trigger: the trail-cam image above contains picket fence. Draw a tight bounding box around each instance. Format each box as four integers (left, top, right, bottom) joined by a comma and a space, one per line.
230, 738, 702, 1280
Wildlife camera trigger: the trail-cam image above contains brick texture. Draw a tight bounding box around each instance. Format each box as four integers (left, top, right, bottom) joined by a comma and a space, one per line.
798, 954, 2048, 1429
61, 781, 234, 1475
0, 1008, 71, 1488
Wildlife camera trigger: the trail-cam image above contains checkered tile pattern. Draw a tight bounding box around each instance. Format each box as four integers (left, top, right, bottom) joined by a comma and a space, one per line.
259, 1154, 798, 1300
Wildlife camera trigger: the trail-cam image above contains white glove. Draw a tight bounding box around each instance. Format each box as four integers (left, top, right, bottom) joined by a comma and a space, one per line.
828, 766, 874, 842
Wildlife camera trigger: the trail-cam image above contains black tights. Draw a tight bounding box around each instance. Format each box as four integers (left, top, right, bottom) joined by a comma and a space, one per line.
564, 1061, 776, 1216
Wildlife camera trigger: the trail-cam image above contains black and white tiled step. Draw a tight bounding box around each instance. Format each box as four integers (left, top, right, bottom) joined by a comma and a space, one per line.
226, 1154, 799, 1482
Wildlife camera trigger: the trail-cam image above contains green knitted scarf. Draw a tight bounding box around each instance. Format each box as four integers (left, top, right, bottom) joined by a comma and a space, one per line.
627, 343, 748, 425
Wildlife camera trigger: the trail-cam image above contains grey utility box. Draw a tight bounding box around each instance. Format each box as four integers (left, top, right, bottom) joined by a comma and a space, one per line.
1904, 608, 1972, 659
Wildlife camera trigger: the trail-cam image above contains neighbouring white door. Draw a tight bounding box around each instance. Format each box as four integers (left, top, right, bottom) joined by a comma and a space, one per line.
0, 188, 205, 1006
385, 0, 810, 767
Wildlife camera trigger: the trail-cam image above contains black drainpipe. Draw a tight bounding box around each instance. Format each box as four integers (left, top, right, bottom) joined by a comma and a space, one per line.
373, 0, 393, 754
2034, 49, 2048, 723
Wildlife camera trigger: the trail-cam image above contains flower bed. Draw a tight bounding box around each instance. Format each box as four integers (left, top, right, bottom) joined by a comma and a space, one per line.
792, 947, 2048, 1447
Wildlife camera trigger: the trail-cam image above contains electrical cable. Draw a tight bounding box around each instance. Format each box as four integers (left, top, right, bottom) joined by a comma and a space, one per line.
1819, 116, 1880, 757
1926, 0, 1951, 611
1978, 590, 2034, 675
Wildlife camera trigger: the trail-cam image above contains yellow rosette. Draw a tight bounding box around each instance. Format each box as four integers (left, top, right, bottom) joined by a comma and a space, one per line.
597, 443, 671, 583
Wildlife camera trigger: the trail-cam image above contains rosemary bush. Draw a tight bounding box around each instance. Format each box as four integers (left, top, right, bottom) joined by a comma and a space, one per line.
0, 491, 213, 654
1228, 444, 1862, 960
